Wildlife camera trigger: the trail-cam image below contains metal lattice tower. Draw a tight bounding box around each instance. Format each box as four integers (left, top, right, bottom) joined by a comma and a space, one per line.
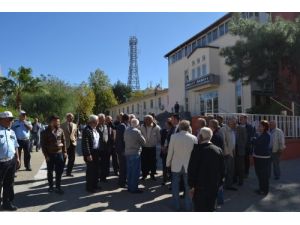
127, 36, 140, 91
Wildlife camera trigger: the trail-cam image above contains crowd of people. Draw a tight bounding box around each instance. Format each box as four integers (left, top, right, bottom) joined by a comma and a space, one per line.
0, 109, 286, 211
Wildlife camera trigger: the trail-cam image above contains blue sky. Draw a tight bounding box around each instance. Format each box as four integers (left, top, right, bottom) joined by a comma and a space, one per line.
0, 12, 226, 89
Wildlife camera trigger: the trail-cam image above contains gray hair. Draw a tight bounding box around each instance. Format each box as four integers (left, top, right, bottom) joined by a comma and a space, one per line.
179, 120, 190, 131
199, 127, 213, 142
98, 113, 105, 119
131, 118, 139, 128
88, 115, 98, 123
144, 114, 153, 121
66, 113, 74, 119
129, 114, 136, 120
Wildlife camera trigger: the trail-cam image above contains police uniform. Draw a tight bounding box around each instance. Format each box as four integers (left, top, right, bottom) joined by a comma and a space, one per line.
0, 112, 19, 210
12, 111, 32, 170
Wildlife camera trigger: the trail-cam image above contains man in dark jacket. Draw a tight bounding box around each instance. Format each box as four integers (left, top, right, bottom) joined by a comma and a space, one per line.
188, 127, 225, 212
41, 115, 67, 194
81, 115, 101, 193
115, 114, 129, 188
209, 119, 224, 150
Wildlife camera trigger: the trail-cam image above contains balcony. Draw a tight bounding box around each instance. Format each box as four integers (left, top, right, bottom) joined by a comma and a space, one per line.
185, 74, 220, 91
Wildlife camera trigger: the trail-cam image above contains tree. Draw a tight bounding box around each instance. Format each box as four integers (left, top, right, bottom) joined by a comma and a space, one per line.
89, 69, 117, 114
75, 83, 95, 123
112, 80, 132, 104
1, 66, 42, 111
220, 14, 300, 102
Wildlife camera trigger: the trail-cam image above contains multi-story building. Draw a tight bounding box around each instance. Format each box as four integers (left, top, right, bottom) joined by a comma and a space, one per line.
110, 12, 299, 119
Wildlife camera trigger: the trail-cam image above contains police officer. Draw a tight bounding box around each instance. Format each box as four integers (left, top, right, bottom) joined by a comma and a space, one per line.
0, 111, 20, 211
12, 110, 32, 171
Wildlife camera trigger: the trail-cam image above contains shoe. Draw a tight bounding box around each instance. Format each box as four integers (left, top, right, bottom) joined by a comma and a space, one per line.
66, 173, 74, 177
225, 186, 238, 191
55, 188, 64, 195
161, 182, 166, 186
100, 178, 108, 183
26, 168, 32, 171
48, 187, 54, 193
2, 202, 18, 211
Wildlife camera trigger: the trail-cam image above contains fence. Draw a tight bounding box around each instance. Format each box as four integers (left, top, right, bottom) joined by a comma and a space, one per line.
205, 113, 300, 138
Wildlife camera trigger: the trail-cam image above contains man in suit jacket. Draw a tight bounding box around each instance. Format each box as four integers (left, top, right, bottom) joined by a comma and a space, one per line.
220, 117, 238, 191
188, 127, 225, 212
115, 114, 130, 188
61, 113, 78, 177
235, 124, 247, 185
81, 115, 101, 193
166, 120, 198, 212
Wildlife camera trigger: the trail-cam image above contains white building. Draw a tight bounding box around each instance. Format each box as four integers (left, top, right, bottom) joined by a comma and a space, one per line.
110, 12, 271, 118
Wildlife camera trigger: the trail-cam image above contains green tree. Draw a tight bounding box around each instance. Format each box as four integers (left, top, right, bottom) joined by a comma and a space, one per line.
1, 66, 42, 111
112, 80, 132, 104
89, 69, 117, 114
220, 14, 300, 102
75, 82, 95, 123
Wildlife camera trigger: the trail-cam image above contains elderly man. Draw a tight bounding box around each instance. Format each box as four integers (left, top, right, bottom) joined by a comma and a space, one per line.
81, 115, 101, 193
115, 114, 130, 188
12, 110, 32, 171
41, 115, 67, 194
269, 120, 286, 180
167, 120, 198, 212
239, 115, 255, 178
0, 111, 20, 211
140, 115, 161, 181
220, 117, 238, 191
97, 113, 110, 182
195, 118, 207, 140
61, 113, 78, 177
30, 118, 42, 152
188, 127, 225, 212
209, 119, 224, 150
106, 115, 119, 176
124, 118, 146, 193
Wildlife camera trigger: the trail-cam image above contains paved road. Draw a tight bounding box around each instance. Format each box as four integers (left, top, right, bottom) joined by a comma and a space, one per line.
10, 142, 300, 212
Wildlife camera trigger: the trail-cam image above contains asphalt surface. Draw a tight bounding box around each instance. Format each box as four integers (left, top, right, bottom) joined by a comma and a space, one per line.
9, 140, 300, 212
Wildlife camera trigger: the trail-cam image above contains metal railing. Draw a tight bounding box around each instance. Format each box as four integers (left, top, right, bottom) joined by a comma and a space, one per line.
206, 113, 300, 138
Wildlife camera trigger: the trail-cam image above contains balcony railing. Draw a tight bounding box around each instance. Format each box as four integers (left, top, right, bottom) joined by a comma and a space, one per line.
185, 74, 220, 90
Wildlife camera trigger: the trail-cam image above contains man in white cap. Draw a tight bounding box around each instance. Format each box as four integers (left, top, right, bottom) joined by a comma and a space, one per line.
0, 111, 20, 211
12, 110, 32, 171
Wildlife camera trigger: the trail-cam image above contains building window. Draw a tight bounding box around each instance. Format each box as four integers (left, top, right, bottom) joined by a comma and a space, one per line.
127, 106, 129, 113
137, 103, 140, 114
201, 36, 207, 46
150, 99, 154, 109
224, 22, 229, 33
197, 39, 202, 47
197, 58, 200, 64
185, 98, 189, 112
199, 91, 218, 115
143, 101, 146, 110
184, 70, 189, 82
192, 41, 197, 51
236, 80, 242, 113
202, 64, 207, 76
132, 104, 134, 113
219, 23, 225, 36
192, 61, 195, 66
187, 44, 192, 55
118, 109, 120, 114
192, 68, 196, 80
202, 55, 206, 61
123, 108, 125, 113
158, 97, 162, 107
207, 32, 212, 43
197, 66, 201, 78
212, 28, 218, 41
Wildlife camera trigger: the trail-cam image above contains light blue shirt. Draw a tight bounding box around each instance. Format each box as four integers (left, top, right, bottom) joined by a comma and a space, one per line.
0, 125, 19, 160
12, 120, 32, 140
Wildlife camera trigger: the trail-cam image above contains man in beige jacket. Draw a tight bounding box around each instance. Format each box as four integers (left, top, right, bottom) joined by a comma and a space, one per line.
61, 113, 78, 177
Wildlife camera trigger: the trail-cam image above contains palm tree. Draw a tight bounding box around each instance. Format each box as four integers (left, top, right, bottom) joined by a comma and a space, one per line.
4, 66, 42, 111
